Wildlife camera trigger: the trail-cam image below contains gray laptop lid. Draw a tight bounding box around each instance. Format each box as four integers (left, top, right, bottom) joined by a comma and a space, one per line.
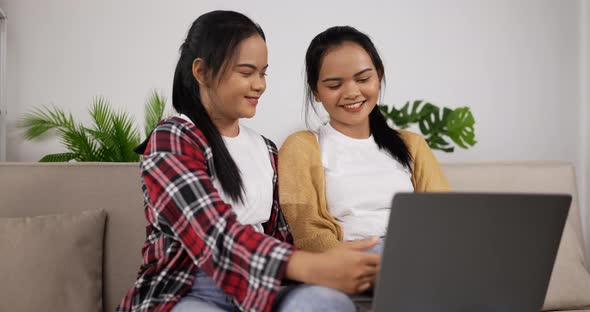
372, 192, 571, 312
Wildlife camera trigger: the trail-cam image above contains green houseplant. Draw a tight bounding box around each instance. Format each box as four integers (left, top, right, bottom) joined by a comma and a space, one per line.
18, 91, 168, 162
19, 93, 476, 161
379, 100, 476, 152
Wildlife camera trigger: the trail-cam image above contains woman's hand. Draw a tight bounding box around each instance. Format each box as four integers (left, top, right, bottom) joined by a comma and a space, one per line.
286, 237, 381, 294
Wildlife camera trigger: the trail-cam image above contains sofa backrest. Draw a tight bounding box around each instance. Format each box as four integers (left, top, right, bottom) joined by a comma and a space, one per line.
443, 162, 590, 310
0, 163, 145, 312
0, 161, 587, 312
443, 161, 586, 256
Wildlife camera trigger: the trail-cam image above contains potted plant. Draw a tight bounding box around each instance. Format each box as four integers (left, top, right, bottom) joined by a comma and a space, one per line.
379, 100, 476, 152
18, 90, 168, 162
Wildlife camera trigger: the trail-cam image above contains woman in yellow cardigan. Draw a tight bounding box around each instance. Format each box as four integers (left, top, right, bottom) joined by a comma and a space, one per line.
279, 26, 449, 253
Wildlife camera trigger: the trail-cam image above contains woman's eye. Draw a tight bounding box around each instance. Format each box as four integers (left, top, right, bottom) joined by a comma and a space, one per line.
240, 72, 253, 77
358, 77, 370, 83
260, 72, 267, 78
328, 85, 341, 90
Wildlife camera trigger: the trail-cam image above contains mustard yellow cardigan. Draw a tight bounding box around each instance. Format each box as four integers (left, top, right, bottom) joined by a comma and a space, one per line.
278, 129, 450, 252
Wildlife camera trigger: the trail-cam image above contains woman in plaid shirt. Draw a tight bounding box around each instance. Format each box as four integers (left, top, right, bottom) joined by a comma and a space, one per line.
116, 10, 380, 312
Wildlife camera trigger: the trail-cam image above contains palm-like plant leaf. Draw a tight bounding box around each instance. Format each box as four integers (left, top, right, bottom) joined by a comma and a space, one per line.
18, 95, 145, 162
110, 110, 140, 162
86, 97, 140, 162
17, 105, 75, 140
144, 90, 167, 137
88, 97, 118, 161
58, 123, 99, 161
18, 105, 98, 161
39, 152, 78, 162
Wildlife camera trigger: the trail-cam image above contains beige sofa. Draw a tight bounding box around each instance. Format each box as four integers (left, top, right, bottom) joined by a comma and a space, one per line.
0, 162, 589, 311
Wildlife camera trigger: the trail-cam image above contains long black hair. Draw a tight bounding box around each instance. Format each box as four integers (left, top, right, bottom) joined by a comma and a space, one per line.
304, 26, 412, 172
137, 10, 265, 203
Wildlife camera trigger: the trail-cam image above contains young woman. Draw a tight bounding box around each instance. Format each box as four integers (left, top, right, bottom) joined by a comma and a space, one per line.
117, 12, 379, 312
279, 26, 450, 253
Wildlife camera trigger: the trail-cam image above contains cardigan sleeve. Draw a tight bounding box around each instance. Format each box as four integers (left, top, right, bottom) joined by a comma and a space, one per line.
278, 131, 343, 252
404, 131, 451, 192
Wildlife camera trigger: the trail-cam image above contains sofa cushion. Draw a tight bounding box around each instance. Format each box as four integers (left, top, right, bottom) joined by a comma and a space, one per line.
543, 221, 590, 310
0, 162, 145, 312
0, 209, 106, 312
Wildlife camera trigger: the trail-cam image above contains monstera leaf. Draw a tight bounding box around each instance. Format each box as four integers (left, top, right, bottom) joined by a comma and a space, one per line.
446, 107, 476, 149
379, 100, 477, 152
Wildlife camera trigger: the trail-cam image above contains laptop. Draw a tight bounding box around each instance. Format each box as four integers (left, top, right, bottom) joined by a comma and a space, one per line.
355, 192, 571, 312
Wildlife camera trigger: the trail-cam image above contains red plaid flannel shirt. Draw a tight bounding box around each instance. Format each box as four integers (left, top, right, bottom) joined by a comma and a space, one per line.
116, 117, 295, 312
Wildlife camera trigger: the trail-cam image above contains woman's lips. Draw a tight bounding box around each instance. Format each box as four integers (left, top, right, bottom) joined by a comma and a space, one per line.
339, 100, 365, 113
245, 96, 259, 105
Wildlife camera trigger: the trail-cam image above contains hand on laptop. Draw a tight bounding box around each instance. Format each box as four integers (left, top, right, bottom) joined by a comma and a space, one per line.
286, 236, 381, 295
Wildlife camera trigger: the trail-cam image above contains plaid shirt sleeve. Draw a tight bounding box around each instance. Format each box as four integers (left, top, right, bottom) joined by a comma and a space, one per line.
141, 119, 295, 312
261, 137, 294, 244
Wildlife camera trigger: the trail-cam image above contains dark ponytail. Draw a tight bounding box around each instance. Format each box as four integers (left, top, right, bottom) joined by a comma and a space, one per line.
137, 11, 265, 203
369, 105, 412, 171
304, 26, 412, 172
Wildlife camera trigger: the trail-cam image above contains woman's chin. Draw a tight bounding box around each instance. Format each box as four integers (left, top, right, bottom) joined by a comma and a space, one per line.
238, 109, 257, 119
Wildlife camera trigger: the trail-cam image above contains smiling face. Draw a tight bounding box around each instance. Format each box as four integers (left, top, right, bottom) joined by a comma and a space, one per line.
314, 41, 381, 138
200, 34, 268, 124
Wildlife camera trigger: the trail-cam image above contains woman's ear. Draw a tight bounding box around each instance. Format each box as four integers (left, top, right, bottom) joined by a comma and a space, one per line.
192, 58, 208, 87
313, 90, 320, 102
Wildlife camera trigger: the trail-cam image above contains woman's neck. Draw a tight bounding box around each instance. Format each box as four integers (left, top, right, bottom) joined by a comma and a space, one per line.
200, 89, 240, 137
329, 119, 371, 139
212, 116, 239, 137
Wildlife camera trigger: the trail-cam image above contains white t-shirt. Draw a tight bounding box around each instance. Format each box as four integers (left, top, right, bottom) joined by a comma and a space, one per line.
178, 114, 273, 233
319, 123, 414, 241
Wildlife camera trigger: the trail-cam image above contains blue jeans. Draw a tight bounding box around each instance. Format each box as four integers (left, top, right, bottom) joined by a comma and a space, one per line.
171, 269, 236, 312
172, 271, 355, 312
172, 238, 385, 311
276, 238, 385, 311
364, 237, 385, 254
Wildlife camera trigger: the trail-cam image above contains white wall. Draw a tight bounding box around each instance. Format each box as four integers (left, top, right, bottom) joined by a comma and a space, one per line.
581, 0, 590, 261
0, 0, 586, 247
0, 8, 5, 161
